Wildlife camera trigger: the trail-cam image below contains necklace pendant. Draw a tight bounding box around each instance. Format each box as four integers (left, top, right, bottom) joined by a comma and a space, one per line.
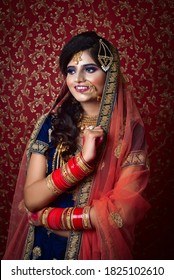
78, 114, 98, 133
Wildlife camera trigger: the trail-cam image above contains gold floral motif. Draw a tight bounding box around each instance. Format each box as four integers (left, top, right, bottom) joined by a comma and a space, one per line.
110, 212, 123, 228
23, 225, 35, 260
122, 150, 146, 168
114, 143, 122, 158
32, 246, 42, 260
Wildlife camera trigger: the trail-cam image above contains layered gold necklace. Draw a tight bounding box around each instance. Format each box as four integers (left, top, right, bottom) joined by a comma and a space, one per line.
78, 114, 98, 132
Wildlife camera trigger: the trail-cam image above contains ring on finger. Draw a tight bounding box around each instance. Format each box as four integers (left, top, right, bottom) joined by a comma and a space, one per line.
87, 126, 94, 130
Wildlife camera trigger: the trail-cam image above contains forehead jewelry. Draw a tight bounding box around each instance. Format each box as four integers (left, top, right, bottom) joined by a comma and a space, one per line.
98, 39, 113, 72
72, 51, 83, 65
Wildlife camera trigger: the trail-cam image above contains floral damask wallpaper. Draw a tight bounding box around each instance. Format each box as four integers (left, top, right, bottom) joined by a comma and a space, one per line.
0, 0, 174, 259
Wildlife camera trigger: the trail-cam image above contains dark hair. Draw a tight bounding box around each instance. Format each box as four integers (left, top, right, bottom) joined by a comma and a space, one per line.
59, 31, 112, 75
50, 31, 112, 161
51, 95, 82, 160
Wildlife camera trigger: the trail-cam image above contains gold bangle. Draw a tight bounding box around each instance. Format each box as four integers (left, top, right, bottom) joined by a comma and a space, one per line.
61, 164, 79, 186
80, 152, 94, 170
65, 163, 80, 183
61, 207, 68, 230
41, 207, 52, 227
46, 174, 63, 195
65, 207, 73, 230
70, 207, 76, 230
76, 153, 94, 174
82, 206, 92, 229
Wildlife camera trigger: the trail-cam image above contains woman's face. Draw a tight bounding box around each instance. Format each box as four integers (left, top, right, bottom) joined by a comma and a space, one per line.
66, 50, 106, 104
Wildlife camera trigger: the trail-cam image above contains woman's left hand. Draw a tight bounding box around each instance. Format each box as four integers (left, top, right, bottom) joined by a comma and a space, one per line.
18, 199, 43, 226
27, 209, 44, 226
26, 208, 70, 238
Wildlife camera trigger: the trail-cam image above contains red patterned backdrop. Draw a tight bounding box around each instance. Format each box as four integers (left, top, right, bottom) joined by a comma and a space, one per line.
0, 0, 174, 259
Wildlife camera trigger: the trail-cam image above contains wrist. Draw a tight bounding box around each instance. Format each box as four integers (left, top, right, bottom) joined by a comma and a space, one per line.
46, 152, 94, 196
41, 206, 93, 231
80, 151, 95, 167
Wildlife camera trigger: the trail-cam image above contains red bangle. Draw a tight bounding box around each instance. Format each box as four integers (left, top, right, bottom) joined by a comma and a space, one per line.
47, 208, 64, 230
71, 207, 83, 230
61, 163, 80, 185
67, 157, 85, 179
42, 207, 93, 231
75, 153, 94, 175
51, 168, 70, 191
61, 208, 68, 229
48, 153, 94, 197
73, 156, 88, 177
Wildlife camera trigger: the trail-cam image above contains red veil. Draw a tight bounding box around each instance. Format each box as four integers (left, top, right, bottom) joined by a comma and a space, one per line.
79, 78, 150, 259
3, 43, 150, 260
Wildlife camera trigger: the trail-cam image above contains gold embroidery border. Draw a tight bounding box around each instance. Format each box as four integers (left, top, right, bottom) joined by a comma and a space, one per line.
65, 46, 120, 260
30, 140, 49, 155
23, 225, 35, 259
64, 174, 93, 259
121, 150, 147, 168
24, 114, 49, 259
26, 113, 49, 160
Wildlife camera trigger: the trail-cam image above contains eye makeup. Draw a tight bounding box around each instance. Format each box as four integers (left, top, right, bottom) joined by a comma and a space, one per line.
66, 64, 99, 75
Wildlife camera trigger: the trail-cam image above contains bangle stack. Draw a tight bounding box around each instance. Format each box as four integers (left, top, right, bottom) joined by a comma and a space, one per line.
75, 152, 94, 175
46, 152, 94, 195
41, 206, 93, 231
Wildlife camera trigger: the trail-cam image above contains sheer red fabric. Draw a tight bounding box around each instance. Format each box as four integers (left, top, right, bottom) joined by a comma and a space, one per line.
3, 151, 29, 259
79, 78, 150, 259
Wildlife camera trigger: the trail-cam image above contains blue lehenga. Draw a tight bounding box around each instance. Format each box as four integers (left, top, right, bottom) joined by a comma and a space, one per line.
24, 114, 75, 260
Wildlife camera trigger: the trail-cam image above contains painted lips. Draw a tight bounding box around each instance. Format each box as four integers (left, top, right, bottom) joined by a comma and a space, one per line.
75, 85, 94, 93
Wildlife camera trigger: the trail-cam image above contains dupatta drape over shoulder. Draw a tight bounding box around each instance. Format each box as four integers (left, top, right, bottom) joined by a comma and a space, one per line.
64, 46, 150, 259
79, 78, 150, 259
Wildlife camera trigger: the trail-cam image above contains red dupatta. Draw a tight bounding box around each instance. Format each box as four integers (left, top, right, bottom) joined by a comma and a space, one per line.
79, 78, 150, 259
65, 46, 150, 259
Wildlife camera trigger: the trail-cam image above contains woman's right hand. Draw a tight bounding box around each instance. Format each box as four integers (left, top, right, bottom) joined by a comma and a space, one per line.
82, 125, 104, 163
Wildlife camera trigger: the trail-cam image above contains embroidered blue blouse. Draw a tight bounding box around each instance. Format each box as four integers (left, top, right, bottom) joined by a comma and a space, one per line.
27, 115, 74, 260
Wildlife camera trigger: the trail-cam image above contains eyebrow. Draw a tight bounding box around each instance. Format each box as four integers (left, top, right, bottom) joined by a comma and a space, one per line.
67, 63, 98, 68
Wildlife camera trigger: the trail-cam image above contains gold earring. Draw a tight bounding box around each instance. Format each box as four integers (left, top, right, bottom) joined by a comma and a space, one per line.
97, 95, 102, 102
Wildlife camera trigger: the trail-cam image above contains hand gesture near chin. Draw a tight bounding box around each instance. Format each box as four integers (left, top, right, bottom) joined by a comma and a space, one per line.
82, 125, 104, 163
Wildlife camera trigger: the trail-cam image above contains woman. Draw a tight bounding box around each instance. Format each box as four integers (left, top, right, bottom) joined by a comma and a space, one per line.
3, 31, 150, 260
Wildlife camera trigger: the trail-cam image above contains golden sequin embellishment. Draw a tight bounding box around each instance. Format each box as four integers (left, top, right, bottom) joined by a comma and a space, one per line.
72, 51, 83, 65
32, 246, 42, 260
110, 212, 123, 228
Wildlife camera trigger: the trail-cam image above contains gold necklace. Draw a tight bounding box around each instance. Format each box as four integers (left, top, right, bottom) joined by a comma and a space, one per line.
78, 114, 98, 132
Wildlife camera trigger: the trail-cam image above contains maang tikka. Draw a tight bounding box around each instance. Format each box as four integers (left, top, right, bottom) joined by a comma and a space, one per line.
72, 51, 83, 65
98, 39, 113, 72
